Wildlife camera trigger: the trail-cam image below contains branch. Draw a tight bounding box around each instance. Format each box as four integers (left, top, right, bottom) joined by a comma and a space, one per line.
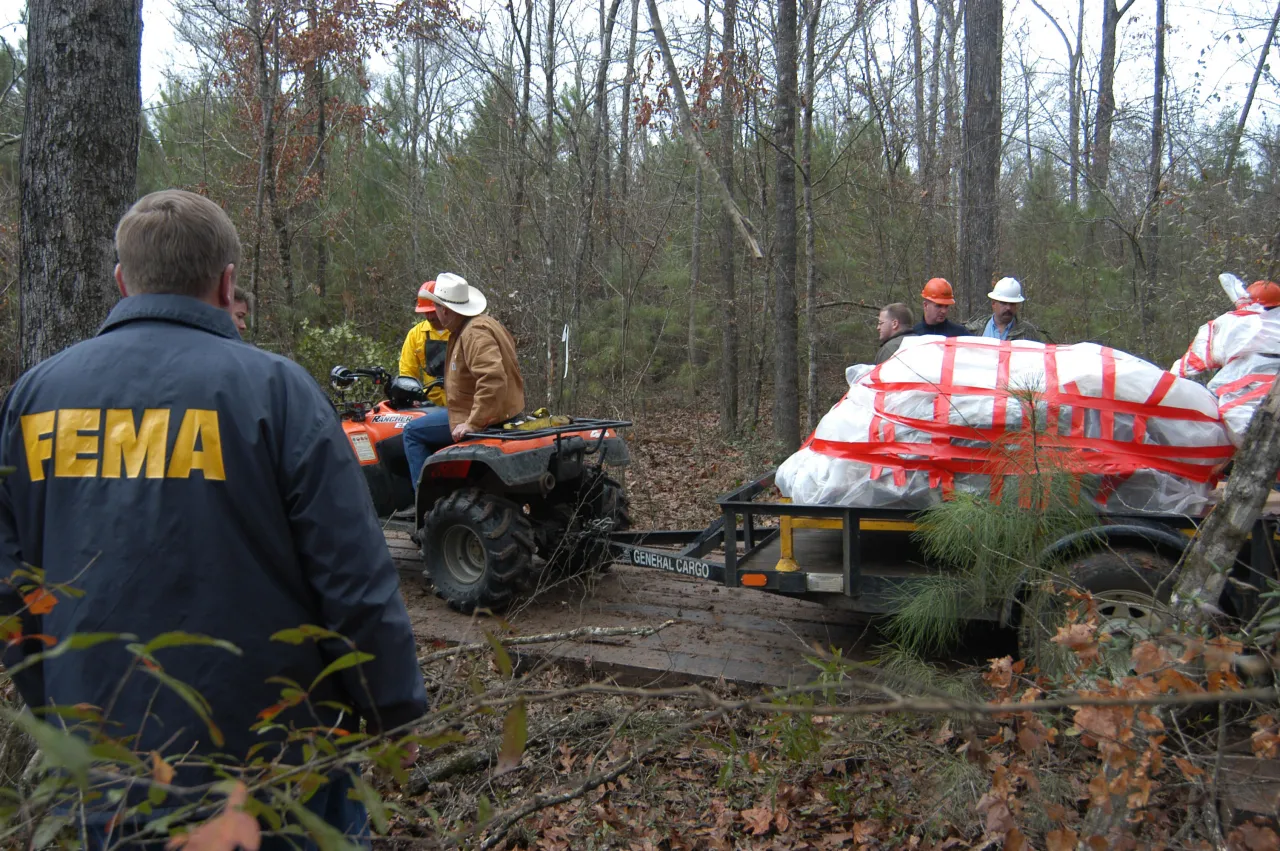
645, 0, 764, 260
812, 299, 881, 312
419, 619, 678, 664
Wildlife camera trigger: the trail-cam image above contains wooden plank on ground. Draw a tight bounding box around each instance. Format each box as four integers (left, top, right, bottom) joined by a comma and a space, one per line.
388, 532, 873, 687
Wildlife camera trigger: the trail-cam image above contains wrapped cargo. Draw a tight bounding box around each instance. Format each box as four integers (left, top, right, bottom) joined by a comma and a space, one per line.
777, 336, 1234, 515
1170, 275, 1280, 446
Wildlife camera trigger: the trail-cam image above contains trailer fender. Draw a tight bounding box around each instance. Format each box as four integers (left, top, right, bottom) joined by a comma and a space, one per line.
1000, 523, 1190, 627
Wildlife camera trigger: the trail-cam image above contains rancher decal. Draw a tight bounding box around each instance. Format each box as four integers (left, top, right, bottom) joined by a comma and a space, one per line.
20, 408, 226, 482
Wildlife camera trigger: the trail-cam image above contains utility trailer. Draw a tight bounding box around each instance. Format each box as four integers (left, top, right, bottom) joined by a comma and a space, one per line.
608, 471, 1280, 653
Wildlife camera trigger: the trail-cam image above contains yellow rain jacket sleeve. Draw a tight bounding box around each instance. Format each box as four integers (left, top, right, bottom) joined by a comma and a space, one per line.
398, 320, 450, 406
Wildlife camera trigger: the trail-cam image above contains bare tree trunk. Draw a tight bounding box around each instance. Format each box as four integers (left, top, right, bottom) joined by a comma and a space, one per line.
19, 0, 142, 368
803, 0, 822, 433
618, 0, 639, 205
689, 0, 713, 372
1089, 0, 1136, 209
1030, 0, 1083, 205
1139, 0, 1164, 352
509, 0, 534, 272
1223, 0, 1280, 183
307, 0, 327, 298
958, 0, 1002, 317
720, 0, 739, 437
774, 0, 800, 453
247, 0, 277, 340
925, 0, 945, 269
543, 0, 559, 405
910, 0, 927, 179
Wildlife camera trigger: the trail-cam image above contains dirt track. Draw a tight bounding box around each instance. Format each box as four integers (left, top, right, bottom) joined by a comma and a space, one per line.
389, 532, 878, 687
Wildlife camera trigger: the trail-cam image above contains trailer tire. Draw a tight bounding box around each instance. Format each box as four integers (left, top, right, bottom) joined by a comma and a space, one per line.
1017, 547, 1175, 676
422, 488, 536, 614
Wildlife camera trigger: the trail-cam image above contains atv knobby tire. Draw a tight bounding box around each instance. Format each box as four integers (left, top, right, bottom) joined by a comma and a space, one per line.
1018, 547, 1175, 676
421, 488, 536, 614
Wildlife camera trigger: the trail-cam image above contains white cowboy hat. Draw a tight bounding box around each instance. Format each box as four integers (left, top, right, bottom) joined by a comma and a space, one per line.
424, 272, 487, 316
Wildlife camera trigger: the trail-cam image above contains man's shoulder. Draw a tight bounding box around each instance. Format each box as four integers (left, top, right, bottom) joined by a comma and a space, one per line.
964, 316, 987, 333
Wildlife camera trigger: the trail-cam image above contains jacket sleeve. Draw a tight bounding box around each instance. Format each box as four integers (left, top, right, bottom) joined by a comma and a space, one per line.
0, 394, 47, 709
398, 326, 422, 381
461, 325, 511, 428
281, 377, 428, 733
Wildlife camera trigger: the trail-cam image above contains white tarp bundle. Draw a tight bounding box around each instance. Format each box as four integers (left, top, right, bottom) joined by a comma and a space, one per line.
776, 336, 1234, 515
1170, 275, 1280, 446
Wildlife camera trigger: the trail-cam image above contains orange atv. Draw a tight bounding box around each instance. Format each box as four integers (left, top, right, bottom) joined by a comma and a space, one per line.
330, 365, 632, 613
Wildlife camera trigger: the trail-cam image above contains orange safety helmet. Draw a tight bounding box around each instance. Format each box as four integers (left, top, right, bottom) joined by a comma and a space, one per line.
415, 280, 438, 314
921, 277, 955, 305
1248, 280, 1280, 309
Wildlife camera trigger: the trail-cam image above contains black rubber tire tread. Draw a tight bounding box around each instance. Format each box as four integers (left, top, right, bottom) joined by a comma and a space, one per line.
1018, 547, 1175, 669
421, 488, 535, 614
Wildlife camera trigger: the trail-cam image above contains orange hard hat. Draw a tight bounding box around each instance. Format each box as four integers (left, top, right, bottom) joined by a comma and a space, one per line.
921, 277, 955, 305
1248, 280, 1280, 308
415, 280, 438, 314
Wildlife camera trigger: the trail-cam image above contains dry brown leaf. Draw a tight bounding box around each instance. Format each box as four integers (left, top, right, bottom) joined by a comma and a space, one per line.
740, 807, 772, 836
165, 782, 259, 851
1045, 828, 1079, 851
150, 751, 175, 786
1233, 823, 1280, 851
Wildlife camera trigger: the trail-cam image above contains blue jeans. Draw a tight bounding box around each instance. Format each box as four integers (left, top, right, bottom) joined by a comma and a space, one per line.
403, 407, 454, 486
84, 771, 370, 850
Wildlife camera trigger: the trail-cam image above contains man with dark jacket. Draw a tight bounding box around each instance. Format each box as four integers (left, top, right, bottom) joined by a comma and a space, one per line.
874, 303, 914, 364
0, 189, 427, 846
912, 277, 969, 337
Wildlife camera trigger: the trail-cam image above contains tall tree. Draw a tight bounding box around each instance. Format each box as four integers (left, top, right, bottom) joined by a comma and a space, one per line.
720, 0, 740, 438
20, 0, 143, 368
774, 0, 801, 452
1223, 0, 1280, 183
803, 0, 822, 433
1088, 0, 1136, 208
958, 0, 1002, 316
1140, 0, 1165, 350
1030, 0, 1085, 205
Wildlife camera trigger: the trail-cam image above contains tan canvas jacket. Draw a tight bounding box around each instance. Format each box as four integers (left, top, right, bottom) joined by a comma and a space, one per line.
444, 314, 526, 430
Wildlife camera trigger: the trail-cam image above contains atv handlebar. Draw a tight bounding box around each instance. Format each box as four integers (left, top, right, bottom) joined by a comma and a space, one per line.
330, 365, 392, 390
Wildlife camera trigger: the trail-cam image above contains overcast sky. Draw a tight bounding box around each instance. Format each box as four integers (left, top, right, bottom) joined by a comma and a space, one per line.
0, 0, 1273, 137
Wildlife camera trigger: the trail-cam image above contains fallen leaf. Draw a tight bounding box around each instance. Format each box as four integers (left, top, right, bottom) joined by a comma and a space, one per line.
1233, 823, 1280, 851
1046, 828, 1079, 851
1131, 641, 1170, 675
740, 807, 772, 836
151, 751, 175, 785
1174, 756, 1205, 780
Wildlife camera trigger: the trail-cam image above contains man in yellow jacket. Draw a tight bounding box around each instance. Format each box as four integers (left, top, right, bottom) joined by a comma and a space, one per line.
400, 281, 454, 487
403, 272, 525, 486
399, 280, 451, 406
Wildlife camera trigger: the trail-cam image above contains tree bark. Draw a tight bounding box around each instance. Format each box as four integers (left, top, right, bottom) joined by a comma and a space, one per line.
1173, 378, 1280, 626
719, 0, 739, 437
307, 0, 327, 299
803, 0, 822, 434
1223, 0, 1280, 184
773, 0, 800, 453
1089, 0, 1136, 209
1140, 0, 1165, 351
958, 0, 1002, 318
20, 0, 143, 369
1029, 0, 1083, 206
618, 0, 639, 205
509, 0, 534, 271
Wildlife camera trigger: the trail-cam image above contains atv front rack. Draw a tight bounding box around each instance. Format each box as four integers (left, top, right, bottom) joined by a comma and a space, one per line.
463, 417, 632, 441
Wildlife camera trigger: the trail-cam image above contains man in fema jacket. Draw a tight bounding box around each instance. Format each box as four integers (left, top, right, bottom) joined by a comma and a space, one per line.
0, 189, 428, 846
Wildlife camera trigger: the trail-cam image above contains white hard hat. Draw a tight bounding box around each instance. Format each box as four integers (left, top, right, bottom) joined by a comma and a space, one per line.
987, 276, 1025, 303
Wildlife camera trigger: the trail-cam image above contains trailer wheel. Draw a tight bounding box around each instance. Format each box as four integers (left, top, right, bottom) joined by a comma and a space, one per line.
1017, 547, 1175, 676
422, 488, 536, 614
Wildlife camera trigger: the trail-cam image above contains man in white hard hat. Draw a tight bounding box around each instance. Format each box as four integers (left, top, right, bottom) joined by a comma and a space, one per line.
966, 276, 1045, 342
402, 272, 526, 487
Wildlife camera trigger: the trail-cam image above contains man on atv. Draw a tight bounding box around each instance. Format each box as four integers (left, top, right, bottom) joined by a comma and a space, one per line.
399, 280, 451, 406
403, 272, 526, 487
398, 281, 454, 494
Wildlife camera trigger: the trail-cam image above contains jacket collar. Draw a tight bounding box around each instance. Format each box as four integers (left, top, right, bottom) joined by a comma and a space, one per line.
98, 294, 242, 340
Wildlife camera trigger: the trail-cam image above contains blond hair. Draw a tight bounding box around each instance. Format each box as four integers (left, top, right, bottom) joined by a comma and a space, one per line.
115, 189, 240, 297
233, 285, 255, 312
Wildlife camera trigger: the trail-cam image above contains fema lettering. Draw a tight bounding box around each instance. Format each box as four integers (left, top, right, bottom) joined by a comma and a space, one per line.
20, 408, 226, 481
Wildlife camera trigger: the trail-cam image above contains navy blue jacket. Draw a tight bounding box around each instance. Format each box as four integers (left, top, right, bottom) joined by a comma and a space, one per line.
0, 295, 427, 781
912, 318, 970, 338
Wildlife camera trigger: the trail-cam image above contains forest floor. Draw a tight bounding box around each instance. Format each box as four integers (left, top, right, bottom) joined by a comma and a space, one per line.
383, 411, 1278, 850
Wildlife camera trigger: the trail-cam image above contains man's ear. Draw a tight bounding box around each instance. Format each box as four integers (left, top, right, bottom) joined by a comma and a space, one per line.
115, 264, 128, 297
216, 264, 236, 308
